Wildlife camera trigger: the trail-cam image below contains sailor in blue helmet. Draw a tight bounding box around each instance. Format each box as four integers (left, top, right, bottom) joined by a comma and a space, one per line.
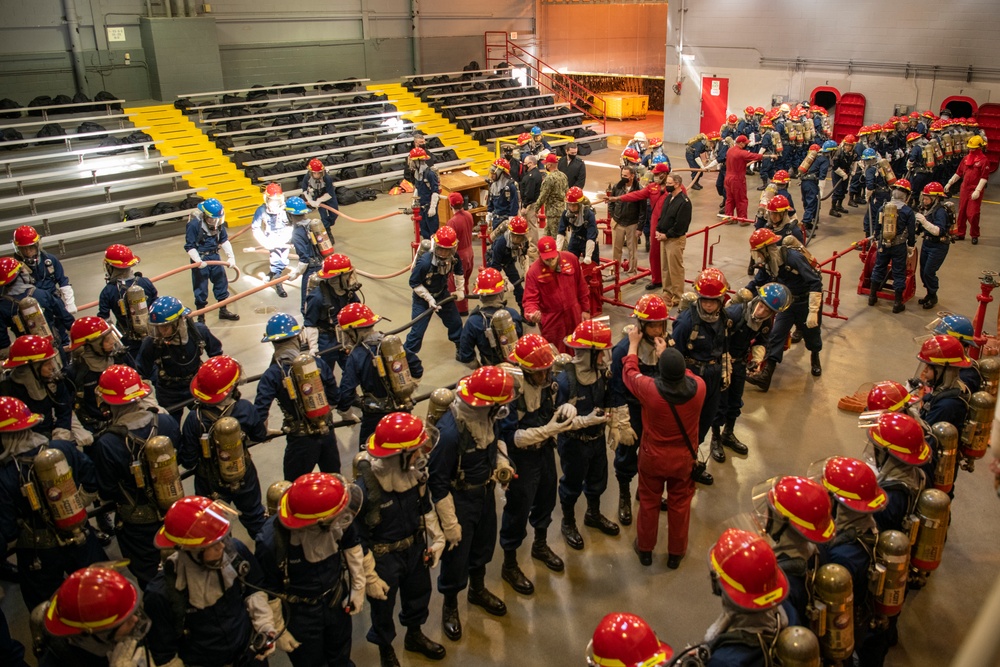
185, 197, 240, 322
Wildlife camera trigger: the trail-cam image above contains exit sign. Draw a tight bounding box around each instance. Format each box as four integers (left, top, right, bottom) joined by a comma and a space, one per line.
107, 27, 126, 42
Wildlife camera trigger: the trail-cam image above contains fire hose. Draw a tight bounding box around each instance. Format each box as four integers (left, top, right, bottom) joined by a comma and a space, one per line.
317, 202, 407, 223
76, 261, 241, 312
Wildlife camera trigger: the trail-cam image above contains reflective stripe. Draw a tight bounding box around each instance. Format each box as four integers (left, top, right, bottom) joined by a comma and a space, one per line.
772, 498, 817, 531
46, 598, 120, 630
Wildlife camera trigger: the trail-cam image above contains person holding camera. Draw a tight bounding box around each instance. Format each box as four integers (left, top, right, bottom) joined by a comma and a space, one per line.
622, 330, 705, 569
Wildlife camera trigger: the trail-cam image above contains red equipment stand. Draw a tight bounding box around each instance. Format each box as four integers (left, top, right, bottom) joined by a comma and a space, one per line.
856, 240, 917, 304
409, 204, 423, 258
971, 270, 998, 360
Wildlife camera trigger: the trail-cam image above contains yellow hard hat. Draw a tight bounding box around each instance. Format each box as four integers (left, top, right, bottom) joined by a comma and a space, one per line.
967, 135, 985, 149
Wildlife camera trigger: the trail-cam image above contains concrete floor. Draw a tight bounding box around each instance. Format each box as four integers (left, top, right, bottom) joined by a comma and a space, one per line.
3, 140, 999, 666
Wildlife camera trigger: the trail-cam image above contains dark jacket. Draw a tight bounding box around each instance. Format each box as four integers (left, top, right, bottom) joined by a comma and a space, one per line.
610, 177, 645, 227
658, 190, 693, 238
558, 154, 587, 190
519, 167, 544, 207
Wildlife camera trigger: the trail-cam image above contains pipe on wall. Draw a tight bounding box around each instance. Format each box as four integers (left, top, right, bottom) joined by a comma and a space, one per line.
62, 0, 89, 96
410, 0, 421, 75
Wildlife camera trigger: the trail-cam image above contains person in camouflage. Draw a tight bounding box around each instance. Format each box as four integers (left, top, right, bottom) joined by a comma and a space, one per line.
532, 153, 569, 238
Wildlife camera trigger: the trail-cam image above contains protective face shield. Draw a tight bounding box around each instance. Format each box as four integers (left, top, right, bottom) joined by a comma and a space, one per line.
202, 212, 224, 233
33, 355, 64, 383
750, 478, 788, 540
402, 423, 439, 482
768, 210, 785, 226
16, 244, 40, 268
320, 478, 364, 533
329, 270, 360, 296
751, 299, 776, 321
432, 243, 456, 266
697, 297, 724, 323
265, 194, 285, 215
151, 318, 188, 346
639, 319, 667, 341
91, 326, 126, 358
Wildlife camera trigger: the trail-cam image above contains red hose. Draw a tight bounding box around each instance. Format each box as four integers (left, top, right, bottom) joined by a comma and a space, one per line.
188, 275, 290, 317
319, 202, 406, 223
76, 261, 239, 312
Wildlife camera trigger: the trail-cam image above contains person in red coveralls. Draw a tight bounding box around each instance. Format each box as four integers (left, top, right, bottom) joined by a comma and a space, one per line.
446, 191, 476, 315
725, 135, 763, 219
523, 236, 589, 353
602, 162, 672, 292
622, 327, 705, 569
944, 135, 990, 244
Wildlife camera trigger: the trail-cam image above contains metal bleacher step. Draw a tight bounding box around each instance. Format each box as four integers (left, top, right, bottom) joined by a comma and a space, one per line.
125, 104, 261, 224
368, 84, 494, 177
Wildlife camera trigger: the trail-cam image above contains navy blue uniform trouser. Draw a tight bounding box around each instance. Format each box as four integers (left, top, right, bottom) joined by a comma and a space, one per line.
404, 294, 462, 355
284, 432, 341, 481
716, 167, 727, 199
558, 434, 609, 506
191, 256, 229, 307
870, 243, 908, 296
613, 403, 643, 486
317, 330, 346, 371
193, 462, 267, 538
767, 297, 822, 363
909, 173, 931, 206
831, 172, 847, 203
760, 156, 774, 181
155, 384, 192, 426
714, 361, 747, 427
287, 598, 354, 667
116, 519, 162, 589
419, 207, 438, 240
500, 445, 556, 551
16, 531, 107, 609
367, 540, 432, 647
692, 364, 723, 444
438, 483, 497, 595
298, 265, 319, 315
919, 240, 949, 296
800, 179, 819, 226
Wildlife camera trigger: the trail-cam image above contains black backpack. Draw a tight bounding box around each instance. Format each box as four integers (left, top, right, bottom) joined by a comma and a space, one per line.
178, 195, 205, 210
123, 207, 146, 220
335, 186, 359, 205
0, 128, 24, 150
175, 98, 196, 114
94, 91, 122, 110
36, 123, 66, 139
27, 96, 53, 116
77, 122, 108, 138
124, 131, 154, 144
0, 98, 21, 119
150, 202, 178, 217
51, 95, 73, 111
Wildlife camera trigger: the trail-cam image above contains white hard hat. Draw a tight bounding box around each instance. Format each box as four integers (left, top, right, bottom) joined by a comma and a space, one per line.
779, 103, 791, 113
633, 131, 647, 142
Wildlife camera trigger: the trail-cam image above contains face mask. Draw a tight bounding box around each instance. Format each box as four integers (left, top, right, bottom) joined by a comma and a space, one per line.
664, 185, 676, 193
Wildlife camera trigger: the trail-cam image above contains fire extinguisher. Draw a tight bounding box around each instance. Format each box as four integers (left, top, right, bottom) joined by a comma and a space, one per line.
929, 422, 958, 493
124, 283, 150, 337
288, 353, 331, 434
489, 309, 519, 361
807, 563, 855, 663
144, 435, 185, 511
909, 488, 951, 588
379, 334, 418, 406
308, 218, 336, 257
31, 447, 88, 544
868, 529, 910, 627
425, 388, 456, 428
14, 295, 53, 340
211, 416, 247, 489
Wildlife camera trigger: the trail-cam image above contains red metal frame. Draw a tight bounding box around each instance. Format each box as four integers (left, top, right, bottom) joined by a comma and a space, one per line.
970, 271, 998, 360
940, 95, 979, 117
484, 31, 607, 133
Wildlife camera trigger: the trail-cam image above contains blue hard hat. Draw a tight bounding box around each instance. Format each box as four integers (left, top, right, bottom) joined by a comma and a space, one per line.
262, 313, 302, 342
651, 154, 668, 165
862, 148, 877, 160
530, 126, 541, 136
148, 296, 190, 324
822, 140, 838, 152
198, 198, 224, 218
757, 283, 791, 313
285, 196, 310, 216
933, 314, 978, 346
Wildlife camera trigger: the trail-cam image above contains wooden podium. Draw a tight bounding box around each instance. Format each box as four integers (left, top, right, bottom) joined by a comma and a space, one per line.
437, 167, 488, 226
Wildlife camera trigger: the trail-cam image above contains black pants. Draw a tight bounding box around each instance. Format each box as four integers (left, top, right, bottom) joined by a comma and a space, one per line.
500, 445, 556, 551
284, 432, 342, 481
16, 531, 107, 609
714, 361, 747, 427
438, 483, 497, 595
558, 433, 609, 506
366, 541, 432, 647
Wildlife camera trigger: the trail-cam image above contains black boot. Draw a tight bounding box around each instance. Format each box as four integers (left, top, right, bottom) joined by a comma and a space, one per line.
790, 326, 804, 344
218, 306, 240, 321
404, 627, 446, 660
617, 483, 632, 526
867, 283, 881, 306
501, 550, 534, 595
757, 178, 768, 191
194, 302, 207, 324
379, 644, 401, 667
468, 570, 507, 616
892, 292, 905, 314
441, 594, 462, 640
584, 497, 620, 536
710, 426, 726, 463
828, 204, 841, 218
531, 531, 564, 572
633, 538, 652, 566
811, 350, 822, 377
746, 360, 776, 392
561, 503, 584, 550
270, 272, 288, 298
721, 422, 749, 455
848, 194, 860, 208
692, 466, 714, 485
921, 293, 937, 310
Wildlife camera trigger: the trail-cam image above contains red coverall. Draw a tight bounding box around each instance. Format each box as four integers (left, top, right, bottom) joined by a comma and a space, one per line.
623, 355, 706, 556
522, 251, 589, 353
955, 149, 990, 239
617, 182, 670, 288
446, 209, 475, 314
724, 146, 763, 219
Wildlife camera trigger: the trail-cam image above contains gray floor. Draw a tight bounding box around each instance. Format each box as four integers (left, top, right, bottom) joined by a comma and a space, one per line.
3, 142, 999, 666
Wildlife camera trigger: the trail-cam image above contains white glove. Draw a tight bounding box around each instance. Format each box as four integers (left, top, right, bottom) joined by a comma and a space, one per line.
221, 240, 236, 268
429, 192, 440, 211
344, 545, 366, 615
555, 234, 566, 251
818, 181, 826, 200
806, 291, 821, 328
695, 156, 705, 169
435, 495, 462, 549
363, 550, 389, 600
424, 509, 446, 567
315, 192, 332, 205
303, 326, 320, 355
570, 410, 611, 430
245, 591, 277, 636
607, 405, 637, 449
555, 403, 578, 422
452, 276, 466, 303
337, 407, 361, 423
276, 631, 301, 654
52, 427, 73, 442
413, 285, 439, 311
705, 159, 719, 170
944, 176, 958, 192
188, 248, 207, 269
266, 597, 301, 653
916, 213, 938, 235
109, 638, 140, 667
972, 189, 982, 201
583, 240, 595, 265
305, 195, 318, 207
286, 264, 304, 280
514, 412, 573, 448
59, 285, 77, 314
70, 415, 93, 447
835, 168, 847, 179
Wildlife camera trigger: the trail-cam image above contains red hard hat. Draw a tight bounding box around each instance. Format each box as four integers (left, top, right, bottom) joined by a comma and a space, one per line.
755, 106, 766, 114
821, 456, 888, 513
508, 216, 529, 235
749, 228, 780, 250
590, 613, 673, 667
0, 396, 43, 432
767, 194, 791, 213
96, 365, 152, 405
906, 132, 922, 143
866, 380, 912, 412
103, 244, 139, 268
516, 133, 531, 146
69, 316, 112, 351
868, 412, 931, 466
44, 567, 139, 637
808, 143, 821, 152
633, 294, 668, 322
922, 181, 945, 197
508, 333, 556, 370
473, 267, 505, 295
648, 136, 663, 148
367, 412, 430, 458
736, 134, 749, 144
280, 472, 356, 530
565, 319, 612, 350
771, 169, 791, 184
744, 106, 755, 115
621, 148, 640, 163
155, 496, 231, 549
457, 366, 516, 407
337, 302, 381, 329
2, 335, 57, 369
317, 253, 353, 279
917, 334, 971, 368
190, 355, 242, 405
408, 147, 429, 160
0, 257, 22, 286
433, 226, 458, 249
694, 268, 729, 299
707, 131, 721, 140
492, 158, 510, 174
12, 225, 40, 249
264, 183, 283, 197
709, 528, 789, 611
565, 186, 585, 204
843, 134, 858, 144
909, 111, 920, 119
308, 158, 324, 172
923, 110, 936, 119
767, 476, 835, 543
882, 122, 895, 131
727, 114, 738, 123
